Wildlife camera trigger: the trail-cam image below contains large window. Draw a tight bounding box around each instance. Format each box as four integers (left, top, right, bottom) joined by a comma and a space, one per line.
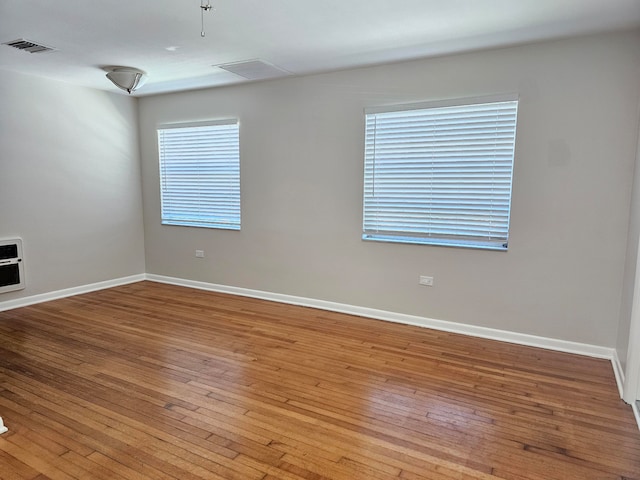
158, 120, 240, 230
363, 96, 518, 250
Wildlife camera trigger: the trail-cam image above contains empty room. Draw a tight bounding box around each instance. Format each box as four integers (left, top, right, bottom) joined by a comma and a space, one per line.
2, 1, 640, 478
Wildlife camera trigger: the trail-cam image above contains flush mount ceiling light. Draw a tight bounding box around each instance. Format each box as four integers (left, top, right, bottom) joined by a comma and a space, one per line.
105, 66, 147, 94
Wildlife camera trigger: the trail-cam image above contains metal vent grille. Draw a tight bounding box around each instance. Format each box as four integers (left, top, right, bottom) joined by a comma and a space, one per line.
2, 38, 55, 53
215, 60, 290, 80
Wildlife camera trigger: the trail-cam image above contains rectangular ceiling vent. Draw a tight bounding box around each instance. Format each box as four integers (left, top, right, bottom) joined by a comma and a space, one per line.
215, 60, 290, 81
2, 38, 56, 53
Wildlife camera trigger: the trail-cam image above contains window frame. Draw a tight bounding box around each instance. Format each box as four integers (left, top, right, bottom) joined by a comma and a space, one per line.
362, 94, 519, 251
157, 119, 241, 231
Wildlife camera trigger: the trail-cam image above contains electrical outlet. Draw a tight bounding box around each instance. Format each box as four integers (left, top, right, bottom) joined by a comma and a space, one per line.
195, 250, 205, 258
419, 275, 433, 286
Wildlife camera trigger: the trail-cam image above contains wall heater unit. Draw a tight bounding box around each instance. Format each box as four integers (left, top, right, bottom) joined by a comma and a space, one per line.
0, 238, 25, 294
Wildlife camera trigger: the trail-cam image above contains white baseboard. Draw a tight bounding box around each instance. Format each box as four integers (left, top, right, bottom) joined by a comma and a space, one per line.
146, 274, 617, 360
633, 400, 640, 431
0, 272, 625, 399
611, 349, 625, 398
0, 274, 146, 312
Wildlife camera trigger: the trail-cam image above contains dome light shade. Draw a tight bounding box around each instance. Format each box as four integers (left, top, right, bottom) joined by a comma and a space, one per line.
105, 67, 147, 94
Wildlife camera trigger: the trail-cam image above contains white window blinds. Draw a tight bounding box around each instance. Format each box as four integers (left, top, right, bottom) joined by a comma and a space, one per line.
158, 121, 240, 230
363, 97, 518, 250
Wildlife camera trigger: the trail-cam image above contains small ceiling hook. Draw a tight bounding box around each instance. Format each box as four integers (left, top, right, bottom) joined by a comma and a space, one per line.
200, 0, 213, 37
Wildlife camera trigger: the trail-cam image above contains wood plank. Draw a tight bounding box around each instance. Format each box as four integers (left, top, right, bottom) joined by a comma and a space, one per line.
0, 281, 639, 479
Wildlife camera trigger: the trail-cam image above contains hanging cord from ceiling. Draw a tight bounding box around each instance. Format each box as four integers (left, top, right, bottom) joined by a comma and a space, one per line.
201, 0, 213, 37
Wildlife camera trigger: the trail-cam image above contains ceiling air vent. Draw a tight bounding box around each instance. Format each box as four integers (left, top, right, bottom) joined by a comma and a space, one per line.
215, 60, 290, 81
2, 38, 56, 53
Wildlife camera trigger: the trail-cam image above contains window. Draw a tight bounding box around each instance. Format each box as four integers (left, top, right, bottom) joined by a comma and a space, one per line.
158, 120, 240, 230
363, 96, 518, 250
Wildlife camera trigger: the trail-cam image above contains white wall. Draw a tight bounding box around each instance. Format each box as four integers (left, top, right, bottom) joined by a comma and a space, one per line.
619, 116, 640, 375
138, 30, 638, 348
0, 70, 145, 299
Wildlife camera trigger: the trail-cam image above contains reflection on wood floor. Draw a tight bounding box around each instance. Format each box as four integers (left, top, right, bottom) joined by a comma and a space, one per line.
1, 281, 639, 479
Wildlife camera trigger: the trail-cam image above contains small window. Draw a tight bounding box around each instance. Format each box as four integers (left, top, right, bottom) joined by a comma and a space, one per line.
363, 96, 518, 250
158, 120, 241, 230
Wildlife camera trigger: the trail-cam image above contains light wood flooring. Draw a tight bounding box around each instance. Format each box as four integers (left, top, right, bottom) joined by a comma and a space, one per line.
0, 281, 639, 479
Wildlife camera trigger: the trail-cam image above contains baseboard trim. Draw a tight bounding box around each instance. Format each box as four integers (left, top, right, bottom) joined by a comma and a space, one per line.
0, 274, 146, 312
633, 400, 640, 431
612, 349, 625, 398
1, 272, 624, 398
146, 273, 617, 361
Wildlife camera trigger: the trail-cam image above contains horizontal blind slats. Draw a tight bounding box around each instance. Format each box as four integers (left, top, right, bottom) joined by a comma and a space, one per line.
158, 122, 241, 230
363, 100, 517, 247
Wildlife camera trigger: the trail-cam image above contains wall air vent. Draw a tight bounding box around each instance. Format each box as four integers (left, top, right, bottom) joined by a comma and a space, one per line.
215, 60, 290, 81
2, 38, 56, 53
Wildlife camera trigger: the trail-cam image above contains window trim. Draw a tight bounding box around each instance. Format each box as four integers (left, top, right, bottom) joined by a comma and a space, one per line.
364, 93, 518, 116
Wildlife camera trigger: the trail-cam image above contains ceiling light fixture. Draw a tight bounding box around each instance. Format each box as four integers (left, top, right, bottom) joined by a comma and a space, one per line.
105, 66, 147, 94
200, 0, 213, 37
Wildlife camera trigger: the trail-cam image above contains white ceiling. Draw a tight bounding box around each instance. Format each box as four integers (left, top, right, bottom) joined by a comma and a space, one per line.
1, 0, 640, 97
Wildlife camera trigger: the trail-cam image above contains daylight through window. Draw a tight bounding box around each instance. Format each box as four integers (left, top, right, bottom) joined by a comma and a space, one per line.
363, 96, 518, 250
158, 120, 241, 230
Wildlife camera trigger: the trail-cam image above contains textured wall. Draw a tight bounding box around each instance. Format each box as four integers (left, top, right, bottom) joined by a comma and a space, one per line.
0, 70, 145, 299
136, 30, 640, 347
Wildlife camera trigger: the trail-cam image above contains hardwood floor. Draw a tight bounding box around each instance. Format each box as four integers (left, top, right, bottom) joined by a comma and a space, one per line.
0, 281, 639, 479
